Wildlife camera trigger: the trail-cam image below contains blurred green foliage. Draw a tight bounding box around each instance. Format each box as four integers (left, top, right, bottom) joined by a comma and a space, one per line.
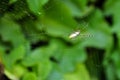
0, 0, 120, 80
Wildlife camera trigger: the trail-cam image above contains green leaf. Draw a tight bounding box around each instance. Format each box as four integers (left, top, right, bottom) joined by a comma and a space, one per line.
64, 64, 91, 80
22, 47, 50, 66
48, 39, 66, 61
22, 48, 42, 66
71, 0, 88, 10
41, 18, 73, 38
9, 0, 17, 4
105, 1, 120, 48
0, 15, 26, 47
3, 45, 26, 71
81, 10, 113, 49
47, 63, 64, 80
81, 30, 112, 49
12, 65, 27, 78
110, 50, 120, 79
22, 72, 37, 80
59, 43, 87, 73
37, 60, 52, 80
60, 0, 81, 17
27, 0, 48, 14
43, 0, 78, 29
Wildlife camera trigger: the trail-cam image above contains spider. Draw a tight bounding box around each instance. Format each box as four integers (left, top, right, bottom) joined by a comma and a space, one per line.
69, 30, 80, 39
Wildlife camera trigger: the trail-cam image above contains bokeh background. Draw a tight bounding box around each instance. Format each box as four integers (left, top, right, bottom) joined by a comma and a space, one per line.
0, 0, 120, 80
